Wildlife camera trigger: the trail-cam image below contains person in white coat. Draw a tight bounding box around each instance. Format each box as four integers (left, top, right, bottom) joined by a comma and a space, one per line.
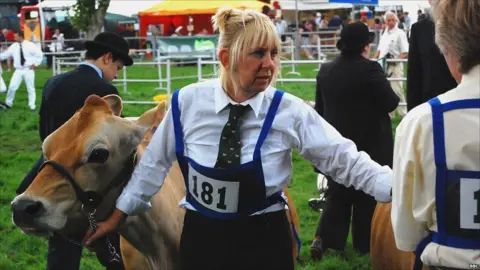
0, 31, 44, 110
0, 59, 7, 93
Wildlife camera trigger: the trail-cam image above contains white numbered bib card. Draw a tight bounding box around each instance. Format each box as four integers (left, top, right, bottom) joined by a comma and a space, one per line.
188, 164, 240, 213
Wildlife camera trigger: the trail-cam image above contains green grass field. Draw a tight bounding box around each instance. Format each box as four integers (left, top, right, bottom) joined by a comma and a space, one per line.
0, 62, 401, 269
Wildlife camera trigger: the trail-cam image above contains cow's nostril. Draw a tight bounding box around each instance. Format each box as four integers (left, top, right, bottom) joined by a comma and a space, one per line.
12, 199, 44, 217
24, 201, 43, 215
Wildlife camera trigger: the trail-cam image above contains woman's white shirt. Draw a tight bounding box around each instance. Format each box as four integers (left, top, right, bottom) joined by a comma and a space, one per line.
116, 79, 392, 216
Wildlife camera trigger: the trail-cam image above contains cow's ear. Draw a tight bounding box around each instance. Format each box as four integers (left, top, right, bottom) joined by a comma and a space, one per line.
102, 94, 123, 116
135, 101, 166, 128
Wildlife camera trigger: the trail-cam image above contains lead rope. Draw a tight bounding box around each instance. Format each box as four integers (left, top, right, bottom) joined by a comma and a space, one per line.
83, 206, 121, 264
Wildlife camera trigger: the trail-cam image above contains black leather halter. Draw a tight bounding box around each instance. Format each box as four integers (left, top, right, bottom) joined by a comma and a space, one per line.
38, 151, 137, 210
37, 151, 137, 269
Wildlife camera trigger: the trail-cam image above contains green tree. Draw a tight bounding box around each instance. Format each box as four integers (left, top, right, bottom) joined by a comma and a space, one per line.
71, 0, 110, 40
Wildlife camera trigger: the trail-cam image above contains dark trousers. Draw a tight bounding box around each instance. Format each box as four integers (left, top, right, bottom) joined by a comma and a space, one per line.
46, 231, 123, 270
315, 178, 377, 254
180, 209, 294, 270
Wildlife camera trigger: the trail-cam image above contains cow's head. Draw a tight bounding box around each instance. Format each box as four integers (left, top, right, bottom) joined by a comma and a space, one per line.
10, 94, 166, 236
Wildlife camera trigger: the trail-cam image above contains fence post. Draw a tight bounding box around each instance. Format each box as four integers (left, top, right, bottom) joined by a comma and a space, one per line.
197, 57, 203, 81
166, 58, 172, 107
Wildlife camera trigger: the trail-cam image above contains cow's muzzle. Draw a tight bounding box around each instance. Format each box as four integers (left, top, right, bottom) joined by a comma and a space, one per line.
11, 198, 45, 228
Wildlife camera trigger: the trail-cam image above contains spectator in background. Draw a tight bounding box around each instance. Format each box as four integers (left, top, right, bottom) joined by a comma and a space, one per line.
417, 9, 426, 21
275, 15, 288, 42
360, 17, 368, 27
403, 11, 411, 37
0, 31, 43, 110
328, 15, 342, 29
298, 20, 315, 60
406, 0, 457, 111
46, 30, 65, 69
310, 22, 399, 260
195, 28, 209, 36
319, 16, 328, 29
375, 11, 409, 118
374, 18, 383, 30
52, 29, 65, 47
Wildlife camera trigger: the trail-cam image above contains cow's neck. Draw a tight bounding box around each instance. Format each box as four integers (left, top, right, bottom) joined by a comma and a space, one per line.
94, 152, 137, 222
118, 212, 179, 268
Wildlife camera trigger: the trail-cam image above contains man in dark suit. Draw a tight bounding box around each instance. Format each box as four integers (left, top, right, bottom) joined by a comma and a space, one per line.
16, 32, 133, 270
406, 5, 458, 111
310, 22, 399, 260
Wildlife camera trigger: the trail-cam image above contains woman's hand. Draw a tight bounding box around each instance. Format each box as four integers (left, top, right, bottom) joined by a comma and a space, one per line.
82, 208, 127, 248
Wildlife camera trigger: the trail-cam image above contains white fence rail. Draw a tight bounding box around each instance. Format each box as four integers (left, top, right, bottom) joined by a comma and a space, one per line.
54, 53, 410, 107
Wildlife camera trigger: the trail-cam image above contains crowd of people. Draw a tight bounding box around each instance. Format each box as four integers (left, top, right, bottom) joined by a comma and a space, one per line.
4, 0, 480, 269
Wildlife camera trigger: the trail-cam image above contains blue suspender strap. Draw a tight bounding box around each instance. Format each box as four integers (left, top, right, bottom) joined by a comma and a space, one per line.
429, 97, 448, 242
413, 232, 433, 270
441, 98, 480, 112
171, 89, 185, 157
253, 90, 284, 160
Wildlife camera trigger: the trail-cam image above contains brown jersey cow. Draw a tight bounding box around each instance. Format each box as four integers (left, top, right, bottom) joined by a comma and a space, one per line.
370, 202, 428, 270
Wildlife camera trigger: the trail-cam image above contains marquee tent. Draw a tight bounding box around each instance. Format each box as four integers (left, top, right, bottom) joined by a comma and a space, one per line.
276, 0, 353, 11
139, 0, 269, 16
138, 0, 271, 37
37, 0, 155, 17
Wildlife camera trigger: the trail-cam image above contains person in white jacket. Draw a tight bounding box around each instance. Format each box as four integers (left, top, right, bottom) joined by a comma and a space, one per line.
0, 59, 7, 93
0, 31, 44, 110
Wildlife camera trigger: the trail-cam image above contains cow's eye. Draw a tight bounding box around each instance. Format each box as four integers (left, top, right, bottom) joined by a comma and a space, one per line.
88, 148, 109, 163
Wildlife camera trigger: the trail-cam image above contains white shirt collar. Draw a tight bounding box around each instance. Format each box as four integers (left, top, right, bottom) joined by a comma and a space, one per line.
214, 80, 265, 118
459, 64, 480, 93
386, 26, 399, 34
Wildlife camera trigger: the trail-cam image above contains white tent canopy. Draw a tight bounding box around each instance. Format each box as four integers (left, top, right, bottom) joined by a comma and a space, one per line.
277, 0, 353, 11
37, 0, 158, 17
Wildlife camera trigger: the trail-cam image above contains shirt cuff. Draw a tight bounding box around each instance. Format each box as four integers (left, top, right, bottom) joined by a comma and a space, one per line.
395, 239, 418, 252
116, 191, 152, 216
374, 167, 392, 202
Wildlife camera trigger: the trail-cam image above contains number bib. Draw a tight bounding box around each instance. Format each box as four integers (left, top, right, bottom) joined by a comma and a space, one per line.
188, 164, 240, 213
460, 178, 480, 229
445, 175, 480, 239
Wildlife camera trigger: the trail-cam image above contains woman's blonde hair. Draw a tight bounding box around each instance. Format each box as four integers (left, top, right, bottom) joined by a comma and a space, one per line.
212, 7, 280, 94
434, 0, 480, 74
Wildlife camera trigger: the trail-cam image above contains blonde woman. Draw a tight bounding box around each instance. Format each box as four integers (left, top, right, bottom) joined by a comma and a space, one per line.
84, 7, 392, 269
391, 0, 480, 269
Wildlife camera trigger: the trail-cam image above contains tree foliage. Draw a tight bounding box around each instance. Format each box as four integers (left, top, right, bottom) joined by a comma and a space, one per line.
71, 0, 110, 39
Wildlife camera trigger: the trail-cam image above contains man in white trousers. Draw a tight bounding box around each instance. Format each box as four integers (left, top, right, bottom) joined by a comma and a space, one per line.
0, 31, 43, 110
0, 60, 6, 92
